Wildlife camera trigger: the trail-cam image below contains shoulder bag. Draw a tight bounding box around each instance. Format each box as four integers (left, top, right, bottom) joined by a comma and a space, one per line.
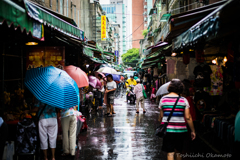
155, 96, 180, 138
142, 84, 147, 99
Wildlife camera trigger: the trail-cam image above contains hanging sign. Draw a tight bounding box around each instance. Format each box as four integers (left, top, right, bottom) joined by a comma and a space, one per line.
101, 15, 106, 41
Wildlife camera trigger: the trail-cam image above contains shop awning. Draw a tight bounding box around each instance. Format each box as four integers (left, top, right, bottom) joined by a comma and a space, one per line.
103, 51, 115, 57
172, 0, 239, 51
25, 0, 84, 40
0, 0, 33, 34
160, 0, 227, 42
160, 14, 171, 22
83, 46, 94, 57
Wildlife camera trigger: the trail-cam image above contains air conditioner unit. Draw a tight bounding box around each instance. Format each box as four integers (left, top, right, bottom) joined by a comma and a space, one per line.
144, 5, 147, 9
144, 17, 147, 22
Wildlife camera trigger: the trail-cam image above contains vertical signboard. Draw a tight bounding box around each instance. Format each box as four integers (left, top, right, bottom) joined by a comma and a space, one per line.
101, 15, 106, 41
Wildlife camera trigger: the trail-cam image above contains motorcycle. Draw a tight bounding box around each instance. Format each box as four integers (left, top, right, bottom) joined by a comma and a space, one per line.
126, 85, 136, 104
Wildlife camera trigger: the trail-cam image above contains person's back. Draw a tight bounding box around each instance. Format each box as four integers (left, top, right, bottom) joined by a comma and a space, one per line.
134, 83, 143, 100
159, 95, 189, 133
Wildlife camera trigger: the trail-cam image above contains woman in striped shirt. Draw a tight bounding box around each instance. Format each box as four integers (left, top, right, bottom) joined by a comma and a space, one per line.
159, 79, 196, 160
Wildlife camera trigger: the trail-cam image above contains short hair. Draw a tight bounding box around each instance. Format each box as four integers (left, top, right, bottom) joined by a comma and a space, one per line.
136, 79, 140, 83
107, 74, 113, 80
168, 79, 184, 94
130, 76, 133, 78
98, 74, 103, 79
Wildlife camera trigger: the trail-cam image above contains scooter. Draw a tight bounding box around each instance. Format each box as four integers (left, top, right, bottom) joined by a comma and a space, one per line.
126, 85, 136, 104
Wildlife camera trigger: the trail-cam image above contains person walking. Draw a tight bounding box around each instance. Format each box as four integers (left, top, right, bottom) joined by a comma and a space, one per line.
134, 79, 146, 113
106, 74, 117, 117
61, 106, 77, 157
97, 74, 105, 110
158, 79, 196, 160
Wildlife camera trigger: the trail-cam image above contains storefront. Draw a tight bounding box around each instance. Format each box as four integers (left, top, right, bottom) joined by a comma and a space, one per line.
163, 0, 240, 155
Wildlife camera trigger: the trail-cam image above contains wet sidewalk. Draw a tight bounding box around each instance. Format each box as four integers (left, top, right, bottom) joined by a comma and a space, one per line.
75, 97, 166, 160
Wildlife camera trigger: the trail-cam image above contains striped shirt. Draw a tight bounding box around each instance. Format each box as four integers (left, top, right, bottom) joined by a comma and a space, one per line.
159, 95, 190, 133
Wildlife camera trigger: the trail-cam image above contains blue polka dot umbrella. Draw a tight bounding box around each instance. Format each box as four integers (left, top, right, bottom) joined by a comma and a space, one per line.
24, 66, 79, 109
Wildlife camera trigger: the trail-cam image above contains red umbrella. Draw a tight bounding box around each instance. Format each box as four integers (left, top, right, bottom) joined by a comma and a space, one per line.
65, 65, 89, 88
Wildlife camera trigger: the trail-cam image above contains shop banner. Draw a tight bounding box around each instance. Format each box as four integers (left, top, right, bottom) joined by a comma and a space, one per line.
26, 47, 65, 70
101, 15, 106, 41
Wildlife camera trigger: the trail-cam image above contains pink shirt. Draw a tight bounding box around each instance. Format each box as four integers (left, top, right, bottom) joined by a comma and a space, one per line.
134, 84, 144, 99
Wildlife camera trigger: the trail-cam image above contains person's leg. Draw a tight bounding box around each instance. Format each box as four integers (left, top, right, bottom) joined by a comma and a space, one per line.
110, 104, 113, 115
140, 97, 145, 112
136, 98, 140, 112
167, 152, 175, 160
61, 117, 70, 155
0, 122, 8, 160
47, 118, 58, 160
39, 119, 49, 160
69, 115, 77, 156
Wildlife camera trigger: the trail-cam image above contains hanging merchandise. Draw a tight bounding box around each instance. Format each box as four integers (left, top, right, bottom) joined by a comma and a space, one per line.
176, 58, 188, 81
183, 52, 190, 65
166, 57, 176, 80
153, 66, 158, 77
187, 58, 198, 80
193, 63, 212, 87
195, 50, 205, 63
207, 65, 223, 96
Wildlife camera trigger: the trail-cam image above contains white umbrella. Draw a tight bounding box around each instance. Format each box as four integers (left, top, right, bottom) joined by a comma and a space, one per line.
97, 67, 120, 75
156, 82, 171, 96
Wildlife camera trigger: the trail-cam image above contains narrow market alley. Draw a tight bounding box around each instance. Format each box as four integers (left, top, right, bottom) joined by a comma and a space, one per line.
54, 97, 229, 160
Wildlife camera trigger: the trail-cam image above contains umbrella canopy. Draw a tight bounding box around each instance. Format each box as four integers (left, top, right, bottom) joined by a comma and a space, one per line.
156, 82, 170, 97
25, 66, 79, 109
65, 65, 89, 88
105, 73, 120, 81
97, 67, 120, 75
88, 76, 102, 89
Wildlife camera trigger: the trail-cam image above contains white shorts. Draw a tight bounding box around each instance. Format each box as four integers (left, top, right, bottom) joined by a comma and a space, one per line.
38, 118, 58, 150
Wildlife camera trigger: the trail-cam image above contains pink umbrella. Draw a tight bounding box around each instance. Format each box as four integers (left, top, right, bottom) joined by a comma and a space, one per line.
95, 71, 107, 82
65, 65, 89, 88
88, 76, 102, 89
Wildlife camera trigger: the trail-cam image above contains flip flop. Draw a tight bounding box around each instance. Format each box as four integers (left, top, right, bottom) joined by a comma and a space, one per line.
143, 110, 146, 113
136, 111, 139, 113
105, 113, 110, 115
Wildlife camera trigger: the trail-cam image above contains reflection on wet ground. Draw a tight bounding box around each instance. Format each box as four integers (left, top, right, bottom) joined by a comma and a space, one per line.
76, 97, 166, 160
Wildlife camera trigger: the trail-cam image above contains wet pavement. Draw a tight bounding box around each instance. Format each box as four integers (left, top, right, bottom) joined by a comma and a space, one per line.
75, 97, 166, 160
54, 96, 230, 160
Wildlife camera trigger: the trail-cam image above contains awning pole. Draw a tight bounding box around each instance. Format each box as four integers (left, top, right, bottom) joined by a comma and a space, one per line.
2, 44, 5, 109
21, 46, 23, 89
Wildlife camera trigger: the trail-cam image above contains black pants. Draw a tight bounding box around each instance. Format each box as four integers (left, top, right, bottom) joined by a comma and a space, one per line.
0, 122, 8, 160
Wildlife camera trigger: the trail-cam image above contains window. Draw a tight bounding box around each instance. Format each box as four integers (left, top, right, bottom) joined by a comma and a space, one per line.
66, 0, 68, 17
56, 0, 58, 12
74, 6, 76, 21
60, 0, 63, 14
49, 0, 52, 8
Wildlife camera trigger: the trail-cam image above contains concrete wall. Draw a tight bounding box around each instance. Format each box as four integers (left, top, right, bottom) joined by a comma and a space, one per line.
132, 0, 144, 49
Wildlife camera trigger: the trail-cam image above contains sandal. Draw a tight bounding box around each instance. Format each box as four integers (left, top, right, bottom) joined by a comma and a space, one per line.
112, 112, 116, 114
136, 110, 139, 113
105, 113, 110, 115
143, 110, 146, 113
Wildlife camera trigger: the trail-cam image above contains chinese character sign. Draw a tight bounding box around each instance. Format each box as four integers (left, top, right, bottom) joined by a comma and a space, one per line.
101, 15, 106, 41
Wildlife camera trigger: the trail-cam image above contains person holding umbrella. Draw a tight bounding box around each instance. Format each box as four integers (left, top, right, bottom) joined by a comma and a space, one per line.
24, 66, 80, 160
26, 101, 58, 160
106, 74, 117, 117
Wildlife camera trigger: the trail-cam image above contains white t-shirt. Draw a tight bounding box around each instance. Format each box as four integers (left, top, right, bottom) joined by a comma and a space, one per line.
106, 81, 117, 90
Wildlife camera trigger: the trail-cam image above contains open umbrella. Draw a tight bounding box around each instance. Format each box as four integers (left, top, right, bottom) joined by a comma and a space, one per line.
156, 82, 170, 97
105, 73, 120, 81
25, 66, 79, 109
65, 65, 89, 88
97, 67, 120, 75
88, 76, 102, 89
